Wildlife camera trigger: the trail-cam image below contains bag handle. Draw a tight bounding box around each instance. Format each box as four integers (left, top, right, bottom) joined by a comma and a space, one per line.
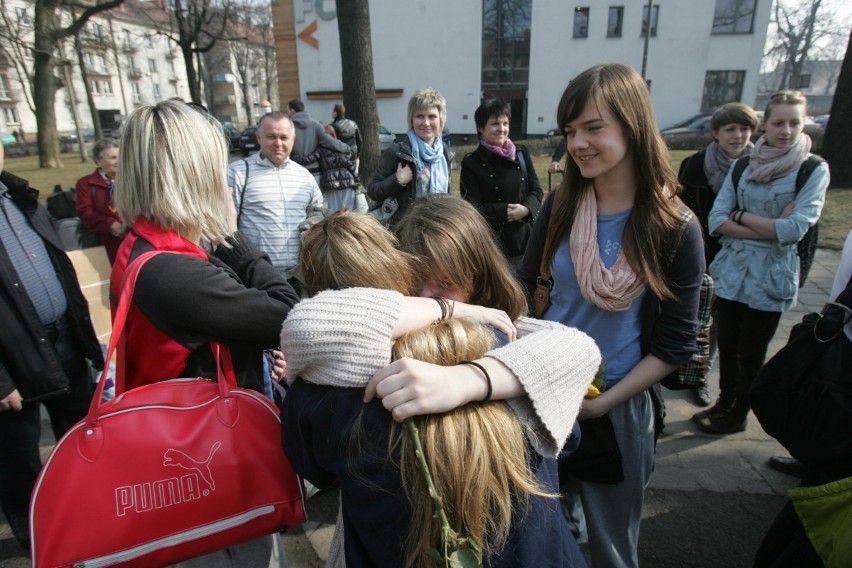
86, 251, 236, 427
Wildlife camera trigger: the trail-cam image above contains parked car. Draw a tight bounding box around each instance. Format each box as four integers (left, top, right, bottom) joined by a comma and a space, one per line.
662, 112, 712, 132
813, 114, 829, 129
378, 125, 396, 151
239, 126, 259, 157
660, 115, 713, 138
1, 131, 15, 147
59, 128, 96, 143
223, 127, 242, 152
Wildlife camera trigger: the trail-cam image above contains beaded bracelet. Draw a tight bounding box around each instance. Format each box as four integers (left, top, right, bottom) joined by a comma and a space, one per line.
459, 360, 493, 402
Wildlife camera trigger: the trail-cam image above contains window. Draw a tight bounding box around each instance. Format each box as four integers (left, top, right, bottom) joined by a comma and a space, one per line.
573, 7, 590, 38
153, 83, 161, 98
128, 58, 136, 73
168, 59, 175, 73
0, 75, 10, 99
102, 79, 113, 95
15, 7, 30, 25
145, 34, 155, 48
712, 0, 756, 34
3, 106, 19, 124
132, 81, 141, 102
90, 79, 100, 95
701, 70, 745, 110
790, 74, 811, 89
481, 0, 532, 90
607, 6, 623, 37
148, 59, 157, 73
171, 83, 179, 96
642, 4, 659, 37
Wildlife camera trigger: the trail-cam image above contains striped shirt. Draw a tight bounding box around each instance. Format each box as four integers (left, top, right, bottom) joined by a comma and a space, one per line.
228, 154, 322, 273
0, 183, 67, 324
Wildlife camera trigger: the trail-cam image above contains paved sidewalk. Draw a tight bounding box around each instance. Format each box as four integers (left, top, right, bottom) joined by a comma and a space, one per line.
1, 249, 841, 567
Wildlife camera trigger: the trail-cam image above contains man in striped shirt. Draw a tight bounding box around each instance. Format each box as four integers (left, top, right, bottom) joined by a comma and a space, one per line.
228, 112, 323, 289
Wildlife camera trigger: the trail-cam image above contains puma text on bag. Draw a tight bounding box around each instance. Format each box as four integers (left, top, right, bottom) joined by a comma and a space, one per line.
30, 251, 306, 568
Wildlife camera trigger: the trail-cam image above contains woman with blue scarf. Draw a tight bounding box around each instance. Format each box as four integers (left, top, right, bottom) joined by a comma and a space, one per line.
368, 88, 451, 228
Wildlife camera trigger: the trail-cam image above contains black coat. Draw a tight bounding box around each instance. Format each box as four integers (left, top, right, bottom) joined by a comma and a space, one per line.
367, 138, 452, 228
0, 171, 104, 403
678, 151, 722, 266
461, 144, 543, 259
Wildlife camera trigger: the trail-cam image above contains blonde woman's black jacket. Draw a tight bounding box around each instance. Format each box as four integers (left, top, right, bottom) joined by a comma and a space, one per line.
461, 144, 543, 259
367, 139, 452, 228
0, 171, 104, 403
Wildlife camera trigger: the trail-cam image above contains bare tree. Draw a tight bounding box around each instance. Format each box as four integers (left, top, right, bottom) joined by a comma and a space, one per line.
822, 27, 852, 187
334, 0, 380, 183
0, 0, 36, 114
256, 3, 277, 107
148, 0, 235, 105
31, 0, 125, 168
763, 0, 848, 91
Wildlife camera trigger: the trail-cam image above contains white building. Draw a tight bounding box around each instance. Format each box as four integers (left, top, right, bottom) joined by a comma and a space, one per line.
273, 0, 771, 138
0, 0, 195, 139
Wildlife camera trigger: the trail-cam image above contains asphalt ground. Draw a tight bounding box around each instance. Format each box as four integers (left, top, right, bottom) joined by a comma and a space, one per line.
1, 248, 840, 567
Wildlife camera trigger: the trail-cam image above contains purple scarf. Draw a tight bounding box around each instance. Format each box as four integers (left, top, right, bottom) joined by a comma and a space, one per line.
481, 139, 517, 161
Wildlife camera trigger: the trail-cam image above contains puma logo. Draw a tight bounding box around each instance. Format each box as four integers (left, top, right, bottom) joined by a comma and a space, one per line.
163, 441, 222, 493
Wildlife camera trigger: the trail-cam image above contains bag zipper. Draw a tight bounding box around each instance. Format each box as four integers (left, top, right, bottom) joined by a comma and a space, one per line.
74, 505, 277, 567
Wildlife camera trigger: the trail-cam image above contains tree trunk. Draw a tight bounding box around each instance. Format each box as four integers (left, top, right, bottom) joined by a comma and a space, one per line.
335, 0, 380, 184
181, 43, 202, 104
74, 34, 100, 151
33, 1, 62, 168
822, 28, 852, 188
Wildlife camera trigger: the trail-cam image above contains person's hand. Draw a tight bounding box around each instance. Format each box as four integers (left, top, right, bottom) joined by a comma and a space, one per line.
578, 392, 609, 421
507, 203, 529, 223
271, 350, 287, 383
548, 161, 562, 174
364, 358, 484, 420
780, 201, 796, 219
451, 302, 517, 341
0, 389, 23, 412
395, 162, 413, 186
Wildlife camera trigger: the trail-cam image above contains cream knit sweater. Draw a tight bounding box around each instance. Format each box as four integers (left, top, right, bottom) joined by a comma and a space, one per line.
280, 287, 601, 458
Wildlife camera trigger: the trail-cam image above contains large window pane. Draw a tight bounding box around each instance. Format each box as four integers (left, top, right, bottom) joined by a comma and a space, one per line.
701, 70, 745, 110
482, 0, 532, 89
712, 0, 756, 34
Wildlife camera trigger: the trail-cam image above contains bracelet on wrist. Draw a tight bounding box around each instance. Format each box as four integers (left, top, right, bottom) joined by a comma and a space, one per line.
430, 296, 448, 325
458, 360, 493, 402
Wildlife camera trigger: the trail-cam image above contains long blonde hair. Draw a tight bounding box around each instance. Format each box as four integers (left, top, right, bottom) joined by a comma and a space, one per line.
299, 210, 551, 566
392, 320, 550, 566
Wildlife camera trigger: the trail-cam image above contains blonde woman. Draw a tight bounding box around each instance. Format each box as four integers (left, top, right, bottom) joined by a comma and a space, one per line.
368, 88, 451, 228
111, 100, 300, 566
280, 210, 600, 567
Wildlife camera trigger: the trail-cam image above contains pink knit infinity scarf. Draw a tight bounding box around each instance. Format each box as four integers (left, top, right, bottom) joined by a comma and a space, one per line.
569, 189, 645, 312
745, 134, 811, 184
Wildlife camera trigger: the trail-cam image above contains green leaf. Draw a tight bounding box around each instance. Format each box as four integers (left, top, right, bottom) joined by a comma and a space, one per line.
455, 548, 482, 567
424, 547, 443, 564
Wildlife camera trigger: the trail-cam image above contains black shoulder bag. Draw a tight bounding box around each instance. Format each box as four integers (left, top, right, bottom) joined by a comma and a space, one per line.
750, 274, 852, 469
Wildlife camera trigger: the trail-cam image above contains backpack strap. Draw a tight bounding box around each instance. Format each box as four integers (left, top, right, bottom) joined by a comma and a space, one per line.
236, 159, 250, 227
794, 155, 824, 196
730, 156, 750, 210
517, 149, 529, 191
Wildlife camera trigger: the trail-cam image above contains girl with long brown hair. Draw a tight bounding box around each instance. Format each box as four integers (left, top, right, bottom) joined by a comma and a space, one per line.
517, 63, 705, 567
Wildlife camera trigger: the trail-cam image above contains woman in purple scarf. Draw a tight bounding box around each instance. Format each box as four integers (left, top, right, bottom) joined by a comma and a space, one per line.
460, 99, 544, 268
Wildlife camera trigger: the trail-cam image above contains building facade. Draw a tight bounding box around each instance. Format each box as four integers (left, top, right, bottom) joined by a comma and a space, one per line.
0, 0, 276, 141
272, 0, 771, 138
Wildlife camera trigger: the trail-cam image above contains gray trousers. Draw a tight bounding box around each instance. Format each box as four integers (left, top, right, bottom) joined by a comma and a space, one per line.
563, 390, 655, 568
180, 534, 287, 568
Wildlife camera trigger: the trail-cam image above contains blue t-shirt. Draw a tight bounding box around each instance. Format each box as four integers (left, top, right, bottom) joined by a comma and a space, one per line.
543, 208, 645, 386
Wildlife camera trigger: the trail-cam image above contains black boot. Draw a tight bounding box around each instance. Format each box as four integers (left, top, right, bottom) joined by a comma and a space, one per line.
691, 395, 734, 422
694, 406, 747, 435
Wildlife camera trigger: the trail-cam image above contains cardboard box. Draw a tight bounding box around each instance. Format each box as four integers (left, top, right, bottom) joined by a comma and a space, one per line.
67, 247, 112, 342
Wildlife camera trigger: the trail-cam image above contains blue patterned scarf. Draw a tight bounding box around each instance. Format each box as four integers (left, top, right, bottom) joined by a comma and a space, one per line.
406, 130, 449, 196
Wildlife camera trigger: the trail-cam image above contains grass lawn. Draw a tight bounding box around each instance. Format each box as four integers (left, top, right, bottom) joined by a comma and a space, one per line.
6, 145, 850, 250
